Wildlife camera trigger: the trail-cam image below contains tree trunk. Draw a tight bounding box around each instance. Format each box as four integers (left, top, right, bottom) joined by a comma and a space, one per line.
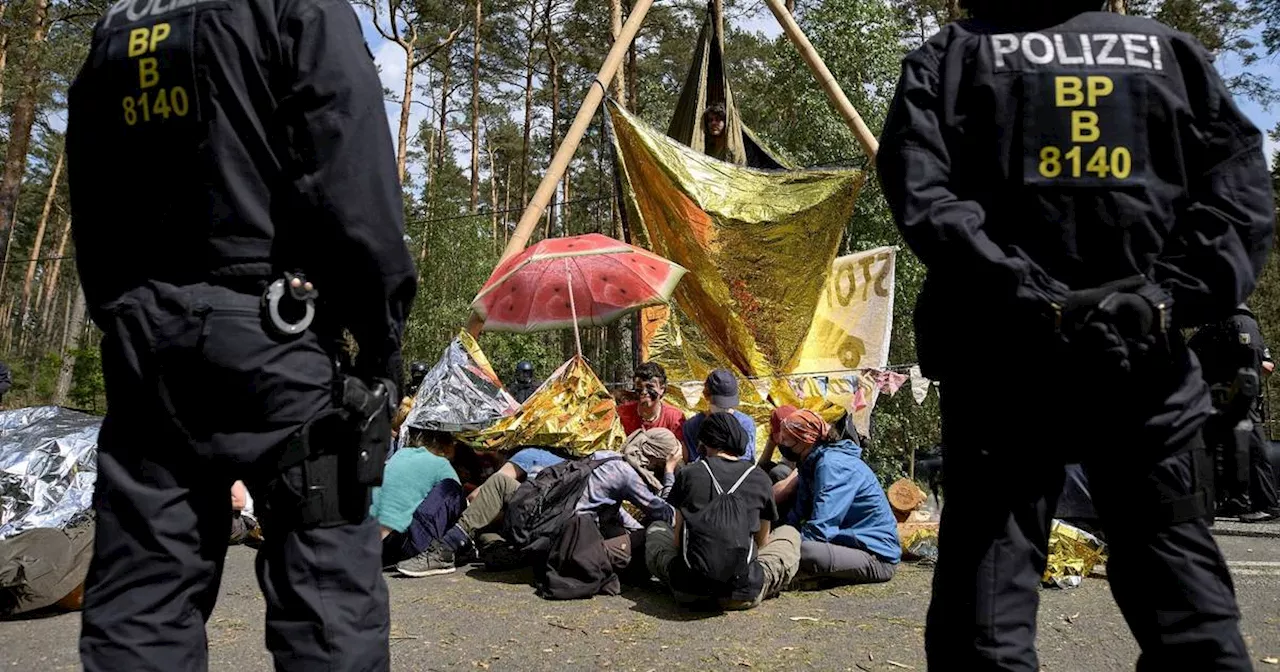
609, 0, 626, 102
437, 43, 451, 179
0, 212, 16, 305
1108, 0, 1126, 14
0, 16, 9, 108
544, 0, 559, 239
502, 162, 511, 246
19, 147, 63, 348
38, 214, 71, 336
0, 0, 50, 239
520, 0, 538, 208
0, 295, 13, 350
395, 40, 416, 183
42, 284, 63, 347
626, 0, 637, 111
53, 285, 87, 405
59, 286, 72, 353
486, 133, 499, 252
946, 0, 961, 21
470, 0, 483, 212
785, 0, 794, 13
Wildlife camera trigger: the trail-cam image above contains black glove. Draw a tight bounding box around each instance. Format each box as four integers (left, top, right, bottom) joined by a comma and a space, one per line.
1061, 283, 1170, 374
1074, 292, 1154, 372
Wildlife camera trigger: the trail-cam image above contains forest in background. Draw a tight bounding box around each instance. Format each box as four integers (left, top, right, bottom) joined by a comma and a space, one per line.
0, 0, 1278, 479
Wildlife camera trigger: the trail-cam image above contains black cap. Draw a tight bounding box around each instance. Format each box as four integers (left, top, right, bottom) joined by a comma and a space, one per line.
705, 369, 739, 409
699, 411, 749, 457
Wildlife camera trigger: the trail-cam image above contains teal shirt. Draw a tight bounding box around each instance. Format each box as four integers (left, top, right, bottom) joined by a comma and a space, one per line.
369, 448, 459, 533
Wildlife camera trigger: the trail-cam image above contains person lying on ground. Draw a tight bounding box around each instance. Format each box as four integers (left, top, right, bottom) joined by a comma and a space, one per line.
772, 408, 900, 587
683, 369, 757, 463
617, 361, 687, 437
373, 428, 465, 573
647, 413, 800, 610
405, 439, 678, 577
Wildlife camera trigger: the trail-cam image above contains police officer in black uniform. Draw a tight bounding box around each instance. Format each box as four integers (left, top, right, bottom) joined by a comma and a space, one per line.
407, 361, 431, 398
1190, 304, 1279, 522
65, 0, 416, 668
878, 2, 1274, 670
509, 360, 539, 403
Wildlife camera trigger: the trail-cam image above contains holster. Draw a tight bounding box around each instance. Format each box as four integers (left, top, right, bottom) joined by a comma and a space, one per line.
278, 375, 395, 528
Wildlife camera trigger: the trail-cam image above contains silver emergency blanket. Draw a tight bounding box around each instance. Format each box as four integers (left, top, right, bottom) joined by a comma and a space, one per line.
399, 332, 519, 444
0, 406, 100, 540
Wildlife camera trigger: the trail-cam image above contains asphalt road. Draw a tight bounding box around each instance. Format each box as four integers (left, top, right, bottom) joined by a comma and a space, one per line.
3, 521, 1278, 671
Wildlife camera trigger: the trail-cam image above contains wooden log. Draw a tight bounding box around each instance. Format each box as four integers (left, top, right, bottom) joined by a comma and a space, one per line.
888, 478, 927, 514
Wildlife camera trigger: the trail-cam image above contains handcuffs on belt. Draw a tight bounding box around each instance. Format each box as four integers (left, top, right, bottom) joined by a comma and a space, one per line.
262, 271, 317, 336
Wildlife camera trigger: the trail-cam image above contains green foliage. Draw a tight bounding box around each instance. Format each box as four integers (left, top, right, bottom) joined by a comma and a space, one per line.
68, 346, 104, 412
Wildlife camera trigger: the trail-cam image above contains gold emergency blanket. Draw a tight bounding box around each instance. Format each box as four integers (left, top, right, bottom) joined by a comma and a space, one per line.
466, 355, 625, 457
644, 246, 896, 440
1042, 520, 1108, 589
608, 100, 864, 380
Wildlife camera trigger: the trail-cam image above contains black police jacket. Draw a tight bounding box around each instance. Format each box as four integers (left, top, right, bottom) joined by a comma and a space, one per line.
878, 10, 1274, 398
1189, 309, 1272, 422
65, 0, 417, 384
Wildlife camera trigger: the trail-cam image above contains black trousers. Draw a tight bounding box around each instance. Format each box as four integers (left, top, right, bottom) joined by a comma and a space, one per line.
1206, 415, 1279, 514
79, 282, 389, 672
924, 391, 1249, 672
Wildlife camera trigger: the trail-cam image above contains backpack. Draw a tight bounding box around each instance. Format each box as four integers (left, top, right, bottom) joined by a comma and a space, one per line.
681, 460, 758, 586
503, 456, 621, 555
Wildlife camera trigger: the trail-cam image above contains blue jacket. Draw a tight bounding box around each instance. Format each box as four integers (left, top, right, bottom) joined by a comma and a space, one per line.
787, 440, 901, 563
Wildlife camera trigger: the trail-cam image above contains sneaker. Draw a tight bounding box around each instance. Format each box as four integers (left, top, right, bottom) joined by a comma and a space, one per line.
396, 540, 457, 577
1239, 509, 1279, 523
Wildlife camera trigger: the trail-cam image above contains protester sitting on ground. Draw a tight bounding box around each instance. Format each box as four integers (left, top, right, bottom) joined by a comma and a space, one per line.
683, 369, 757, 462
617, 361, 687, 437
621, 427, 684, 496
373, 428, 466, 575
758, 405, 800, 483
412, 435, 679, 577
647, 412, 800, 610
772, 409, 900, 586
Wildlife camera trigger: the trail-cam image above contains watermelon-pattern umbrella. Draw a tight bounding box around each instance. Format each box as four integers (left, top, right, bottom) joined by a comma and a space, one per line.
471, 234, 687, 349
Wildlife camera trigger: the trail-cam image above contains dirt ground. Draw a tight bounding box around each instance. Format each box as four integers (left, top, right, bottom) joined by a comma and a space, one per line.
2, 522, 1278, 671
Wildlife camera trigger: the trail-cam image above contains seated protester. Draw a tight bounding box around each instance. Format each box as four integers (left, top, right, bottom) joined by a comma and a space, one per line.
621, 428, 684, 497
411, 440, 677, 577
682, 369, 757, 463
374, 428, 466, 574
617, 361, 687, 437
646, 413, 800, 611
758, 405, 801, 484
773, 409, 900, 586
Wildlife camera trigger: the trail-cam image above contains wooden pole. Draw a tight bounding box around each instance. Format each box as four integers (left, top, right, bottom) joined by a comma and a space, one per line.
761, 0, 878, 160
467, 0, 655, 336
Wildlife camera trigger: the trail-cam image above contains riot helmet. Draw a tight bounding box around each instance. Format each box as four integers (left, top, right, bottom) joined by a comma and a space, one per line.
407, 361, 429, 394
515, 360, 534, 383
